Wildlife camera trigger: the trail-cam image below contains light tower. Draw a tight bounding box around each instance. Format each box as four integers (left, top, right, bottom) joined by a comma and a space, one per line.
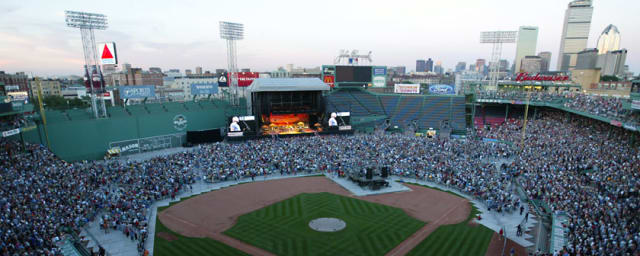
65, 10, 108, 119
219, 21, 244, 106
480, 31, 517, 88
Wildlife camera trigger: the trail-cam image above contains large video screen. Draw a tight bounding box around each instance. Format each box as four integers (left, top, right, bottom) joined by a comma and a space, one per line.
336, 66, 372, 83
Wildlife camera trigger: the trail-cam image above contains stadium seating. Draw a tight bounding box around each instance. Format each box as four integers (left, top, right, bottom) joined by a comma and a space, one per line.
392, 96, 423, 126
326, 90, 367, 115
419, 97, 451, 129
349, 90, 384, 115
379, 95, 401, 116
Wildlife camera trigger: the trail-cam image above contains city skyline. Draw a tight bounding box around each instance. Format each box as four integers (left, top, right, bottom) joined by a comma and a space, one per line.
1, 0, 639, 76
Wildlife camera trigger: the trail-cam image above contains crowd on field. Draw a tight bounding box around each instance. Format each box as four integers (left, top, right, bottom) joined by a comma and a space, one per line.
0, 107, 638, 255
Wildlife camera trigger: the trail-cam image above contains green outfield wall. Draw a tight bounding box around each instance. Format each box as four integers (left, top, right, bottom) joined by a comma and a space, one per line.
23, 99, 245, 162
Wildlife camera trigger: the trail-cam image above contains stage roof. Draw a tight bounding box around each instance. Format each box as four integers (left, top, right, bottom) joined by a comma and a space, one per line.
248, 78, 330, 92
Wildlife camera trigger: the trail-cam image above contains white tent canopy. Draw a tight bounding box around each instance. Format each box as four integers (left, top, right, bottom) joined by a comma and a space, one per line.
247, 78, 330, 92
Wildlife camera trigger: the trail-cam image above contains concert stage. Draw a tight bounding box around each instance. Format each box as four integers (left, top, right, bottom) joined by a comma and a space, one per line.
226, 78, 352, 140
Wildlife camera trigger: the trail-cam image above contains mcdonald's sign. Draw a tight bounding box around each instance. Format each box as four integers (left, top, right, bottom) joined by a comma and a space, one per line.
324, 75, 335, 88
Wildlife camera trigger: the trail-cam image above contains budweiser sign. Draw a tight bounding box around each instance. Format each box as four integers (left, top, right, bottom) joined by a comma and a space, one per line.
515, 73, 569, 82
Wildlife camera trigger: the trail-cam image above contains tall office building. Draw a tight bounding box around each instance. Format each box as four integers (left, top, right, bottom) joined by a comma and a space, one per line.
597, 49, 627, 76
416, 60, 426, 72
391, 66, 406, 75
557, 0, 594, 71
596, 24, 621, 55
195, 66, 203, 75
476, 59, 486, 74
514, 26, 539, 73
499, 60, 509, 72
576, 48, 599, 69
426, 58, 434, 72
538, 52, 552, 72
455, 62, 466, 72
433, 61, 443, 74
521, 56, 543, 74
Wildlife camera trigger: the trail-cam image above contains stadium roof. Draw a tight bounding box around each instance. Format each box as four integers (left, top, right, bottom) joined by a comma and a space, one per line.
248, 78, 330, 92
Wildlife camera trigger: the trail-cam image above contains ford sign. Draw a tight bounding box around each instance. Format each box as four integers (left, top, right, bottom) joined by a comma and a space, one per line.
428, 84, 455, 95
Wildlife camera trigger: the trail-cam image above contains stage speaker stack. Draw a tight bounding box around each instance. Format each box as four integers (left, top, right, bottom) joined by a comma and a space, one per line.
366, 167, 373, 180
381, 166, 389, 178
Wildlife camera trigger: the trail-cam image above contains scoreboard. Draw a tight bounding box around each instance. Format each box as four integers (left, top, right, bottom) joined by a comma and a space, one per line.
322, 65, 387, 88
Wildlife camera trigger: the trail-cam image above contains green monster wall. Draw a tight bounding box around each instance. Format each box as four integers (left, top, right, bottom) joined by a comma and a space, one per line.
22, 100, 245, 162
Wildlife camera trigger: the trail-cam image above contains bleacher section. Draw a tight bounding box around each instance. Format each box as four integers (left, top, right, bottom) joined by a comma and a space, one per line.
380, 95, 400, 116
450, 97, 466, 130
326, 90, 368, 116
419, 97, 448, 129
392, 96, 423, 125
349, 90, 384, 115
326, 88, 467, 132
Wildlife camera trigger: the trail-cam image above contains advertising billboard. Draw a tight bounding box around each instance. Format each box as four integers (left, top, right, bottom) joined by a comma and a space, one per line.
234, 72, 260, 87
7, 92, 28, 101
373, 67, 387, 76
323, 75, 335, 88
190, 83, 219, 95
119, 85, 156, 99
394, 84, 420, 94
373, 76, 386, 87
428, 84, 455, 95
97, 42, 118, 65
218, 73, 228, 87
372, 66, 387, 87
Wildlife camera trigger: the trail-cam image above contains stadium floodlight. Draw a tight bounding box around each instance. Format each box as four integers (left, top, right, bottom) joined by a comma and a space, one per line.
219, 21, 245, 106
65, 11, 108, 29
219, 22, 244, 40
65, 10, 109, 119
480, 31, 517, 88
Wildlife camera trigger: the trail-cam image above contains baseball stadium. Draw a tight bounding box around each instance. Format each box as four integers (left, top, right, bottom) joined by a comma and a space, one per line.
1, 63, 639, 256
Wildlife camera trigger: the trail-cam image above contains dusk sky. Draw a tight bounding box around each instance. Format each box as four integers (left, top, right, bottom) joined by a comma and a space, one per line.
1, 0, 638, 76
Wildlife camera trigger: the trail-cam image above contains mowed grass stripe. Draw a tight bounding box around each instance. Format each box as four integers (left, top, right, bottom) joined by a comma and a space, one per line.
225, 192, 424, 256
407, 203, 494, 256
153, 218, 248, 256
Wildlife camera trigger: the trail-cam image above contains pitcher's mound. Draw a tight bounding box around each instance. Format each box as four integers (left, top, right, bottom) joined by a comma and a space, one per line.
308, 217, 346, 232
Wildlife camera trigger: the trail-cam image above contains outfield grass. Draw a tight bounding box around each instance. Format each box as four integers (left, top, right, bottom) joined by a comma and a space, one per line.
224, 192, 425, 256
153, 197, 248, 256
406, 185, 494, 256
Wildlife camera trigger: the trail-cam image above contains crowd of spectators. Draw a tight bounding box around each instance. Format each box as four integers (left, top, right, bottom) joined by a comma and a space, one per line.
482, 111, 639, 255
475, 90, 640, 127
0, 140, 195, 255
0, 107, 638, 255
